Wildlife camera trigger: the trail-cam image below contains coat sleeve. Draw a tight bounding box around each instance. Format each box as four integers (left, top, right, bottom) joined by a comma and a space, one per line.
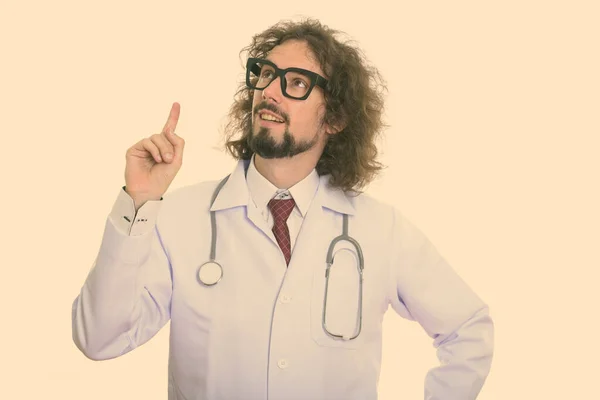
387, 207, 494, 399
71, 188, 173, 361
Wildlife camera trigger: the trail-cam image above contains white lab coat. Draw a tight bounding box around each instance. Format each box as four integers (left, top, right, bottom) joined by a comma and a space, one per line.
72, 158, 494, 400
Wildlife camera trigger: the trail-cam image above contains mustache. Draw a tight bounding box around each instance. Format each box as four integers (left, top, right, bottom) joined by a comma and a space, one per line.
254, 102, 289, 123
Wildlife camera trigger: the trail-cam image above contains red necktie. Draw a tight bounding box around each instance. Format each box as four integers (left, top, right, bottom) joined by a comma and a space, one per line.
268, 198, 296, 265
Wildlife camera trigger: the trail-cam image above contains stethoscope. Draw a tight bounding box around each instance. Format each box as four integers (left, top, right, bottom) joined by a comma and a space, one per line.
197, 174, 365, 341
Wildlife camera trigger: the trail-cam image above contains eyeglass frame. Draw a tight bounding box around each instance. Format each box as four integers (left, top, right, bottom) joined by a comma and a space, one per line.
245, 57, 329, 100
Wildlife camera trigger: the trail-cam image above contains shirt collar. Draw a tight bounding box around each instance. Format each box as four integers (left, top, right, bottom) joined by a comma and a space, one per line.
246, 153, 319, 217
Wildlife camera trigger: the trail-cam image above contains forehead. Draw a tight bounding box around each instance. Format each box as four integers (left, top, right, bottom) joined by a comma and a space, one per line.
265, 40, 324, 76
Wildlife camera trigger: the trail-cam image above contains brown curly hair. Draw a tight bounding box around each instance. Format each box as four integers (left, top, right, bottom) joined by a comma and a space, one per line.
221, 18, 388, 194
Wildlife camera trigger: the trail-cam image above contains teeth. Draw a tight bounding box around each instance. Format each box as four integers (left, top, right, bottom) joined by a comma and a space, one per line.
260, 113, 283, 123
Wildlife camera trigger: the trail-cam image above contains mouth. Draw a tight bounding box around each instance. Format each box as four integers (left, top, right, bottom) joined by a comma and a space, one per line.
257, 110, 285, 124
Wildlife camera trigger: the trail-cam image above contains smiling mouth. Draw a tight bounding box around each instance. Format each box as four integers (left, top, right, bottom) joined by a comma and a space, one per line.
258, 112, 285, 123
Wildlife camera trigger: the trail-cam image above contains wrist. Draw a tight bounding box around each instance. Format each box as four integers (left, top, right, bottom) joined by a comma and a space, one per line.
123, 187, 162, 211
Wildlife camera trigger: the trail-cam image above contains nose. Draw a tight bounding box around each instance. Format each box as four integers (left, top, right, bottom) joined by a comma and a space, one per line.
261, 75, 283, 102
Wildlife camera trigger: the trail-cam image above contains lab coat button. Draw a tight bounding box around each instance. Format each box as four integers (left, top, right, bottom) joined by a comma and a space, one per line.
280, 294, 291, 303
277, 359, 288, 369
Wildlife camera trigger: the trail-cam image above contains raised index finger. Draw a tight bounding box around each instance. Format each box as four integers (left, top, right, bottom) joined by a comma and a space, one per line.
162, 102, 181, 134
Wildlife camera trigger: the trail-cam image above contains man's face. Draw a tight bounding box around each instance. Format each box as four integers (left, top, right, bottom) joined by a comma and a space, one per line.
249, 40, 329, 159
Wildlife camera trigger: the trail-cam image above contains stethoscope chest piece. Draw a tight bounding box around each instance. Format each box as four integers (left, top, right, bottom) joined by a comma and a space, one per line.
197, 261, 223, 286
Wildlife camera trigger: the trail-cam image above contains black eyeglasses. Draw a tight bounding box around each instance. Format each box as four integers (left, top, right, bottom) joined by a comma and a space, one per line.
246, 57, 328, 100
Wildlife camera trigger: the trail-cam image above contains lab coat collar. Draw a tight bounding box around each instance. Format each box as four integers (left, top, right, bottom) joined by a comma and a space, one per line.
209, 158, 355, 216
316, 173, 356, 216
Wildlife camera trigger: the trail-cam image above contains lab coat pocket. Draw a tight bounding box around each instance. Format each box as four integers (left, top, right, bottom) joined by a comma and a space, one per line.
311, 241, 363, 349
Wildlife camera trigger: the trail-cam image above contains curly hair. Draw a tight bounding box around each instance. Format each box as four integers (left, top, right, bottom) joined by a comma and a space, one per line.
221, 18, 388, 195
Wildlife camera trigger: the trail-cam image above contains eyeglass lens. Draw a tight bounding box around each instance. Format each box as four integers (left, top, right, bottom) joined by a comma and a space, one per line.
248, 60, 314, 99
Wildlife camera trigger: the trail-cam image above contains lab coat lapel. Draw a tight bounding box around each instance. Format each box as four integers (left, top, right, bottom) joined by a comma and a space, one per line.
288, 174, 356, 270
208, 159, 281, 248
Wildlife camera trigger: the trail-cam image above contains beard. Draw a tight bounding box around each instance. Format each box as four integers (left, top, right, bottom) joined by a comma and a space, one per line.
249, 122, 319, 159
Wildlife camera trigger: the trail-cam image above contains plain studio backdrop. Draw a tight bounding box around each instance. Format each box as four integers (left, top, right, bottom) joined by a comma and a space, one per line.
1, 1, 598, 399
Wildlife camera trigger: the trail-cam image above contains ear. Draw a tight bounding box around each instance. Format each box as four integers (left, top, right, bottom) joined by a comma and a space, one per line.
319, 106, 346, 135
323, 112, 346, 135
325, 120, 346, 135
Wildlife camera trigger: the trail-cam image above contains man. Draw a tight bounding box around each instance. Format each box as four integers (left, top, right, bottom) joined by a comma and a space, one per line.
72, 18, 494, 400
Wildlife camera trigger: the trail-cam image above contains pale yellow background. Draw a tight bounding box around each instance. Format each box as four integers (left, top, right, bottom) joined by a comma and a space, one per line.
1, 0, 598, 399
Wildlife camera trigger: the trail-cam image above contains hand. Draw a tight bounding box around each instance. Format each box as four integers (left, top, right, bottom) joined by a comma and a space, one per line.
124, 102, 185, 209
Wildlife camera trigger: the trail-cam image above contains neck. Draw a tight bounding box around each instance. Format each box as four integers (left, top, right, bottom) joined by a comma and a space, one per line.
253, 151, 320, 189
